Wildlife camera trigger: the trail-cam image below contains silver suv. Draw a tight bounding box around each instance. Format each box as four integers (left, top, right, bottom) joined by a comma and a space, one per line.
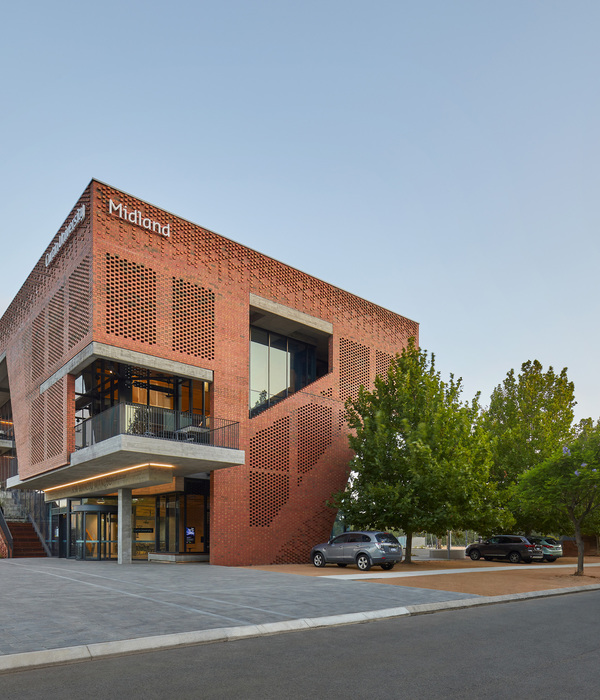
310, 531, 403, 571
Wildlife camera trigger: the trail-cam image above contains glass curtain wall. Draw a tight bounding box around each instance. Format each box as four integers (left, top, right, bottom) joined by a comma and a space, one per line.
250, 327, 319, 416
75, 361, 210, 427
49, 486, 211, 560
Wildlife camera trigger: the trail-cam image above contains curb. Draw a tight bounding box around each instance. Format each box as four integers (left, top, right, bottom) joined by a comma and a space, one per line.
1, 585, 599, 674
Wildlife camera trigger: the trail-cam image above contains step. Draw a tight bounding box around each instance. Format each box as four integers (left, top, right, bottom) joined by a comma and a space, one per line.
12, 548, 46, 555
6, 521, 46, 558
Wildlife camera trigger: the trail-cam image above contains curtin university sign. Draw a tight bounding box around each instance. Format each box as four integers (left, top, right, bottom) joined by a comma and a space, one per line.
108, 199, 171, 238
45, 205, 86, 267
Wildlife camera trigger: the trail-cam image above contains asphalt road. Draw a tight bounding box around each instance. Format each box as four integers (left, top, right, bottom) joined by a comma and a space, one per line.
4, 590, 600, 699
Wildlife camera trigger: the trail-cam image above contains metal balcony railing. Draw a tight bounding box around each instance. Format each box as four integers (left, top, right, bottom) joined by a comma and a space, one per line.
0, 419, 14, 440
75, 403, 239, 451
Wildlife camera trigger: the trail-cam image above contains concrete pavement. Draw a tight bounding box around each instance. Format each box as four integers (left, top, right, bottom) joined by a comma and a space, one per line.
1, 557, 599, 674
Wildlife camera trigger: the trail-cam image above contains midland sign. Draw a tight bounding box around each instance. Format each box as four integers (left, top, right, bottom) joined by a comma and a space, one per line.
108, 199, 171, 238
45, 205, 86, 268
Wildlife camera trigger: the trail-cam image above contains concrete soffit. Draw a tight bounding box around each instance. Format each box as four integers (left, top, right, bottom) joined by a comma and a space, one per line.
40, 342, 214, 394
43, 464, 177, 501
249, 293, 333, 337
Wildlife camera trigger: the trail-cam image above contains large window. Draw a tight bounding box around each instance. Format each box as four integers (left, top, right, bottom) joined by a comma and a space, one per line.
48, 481, 211, 560
250, 327, 326, 416
74, 360, 210, 426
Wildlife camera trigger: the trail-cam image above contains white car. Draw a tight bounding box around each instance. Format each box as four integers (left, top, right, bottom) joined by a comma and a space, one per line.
528, 536, 563, 562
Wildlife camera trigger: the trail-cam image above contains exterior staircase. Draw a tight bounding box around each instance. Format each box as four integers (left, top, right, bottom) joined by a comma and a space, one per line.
7, 521, 47, 558
1, 489, 48, 558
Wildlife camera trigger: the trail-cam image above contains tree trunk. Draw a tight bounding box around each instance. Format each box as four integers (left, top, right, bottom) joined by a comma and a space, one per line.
404, 531, 413, 564
573, 520, 585, 576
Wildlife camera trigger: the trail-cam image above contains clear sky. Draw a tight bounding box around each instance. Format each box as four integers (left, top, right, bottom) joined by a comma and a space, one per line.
1, 1, 598, 420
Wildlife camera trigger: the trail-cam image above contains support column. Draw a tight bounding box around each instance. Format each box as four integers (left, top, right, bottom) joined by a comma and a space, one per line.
118, 488, 132, 565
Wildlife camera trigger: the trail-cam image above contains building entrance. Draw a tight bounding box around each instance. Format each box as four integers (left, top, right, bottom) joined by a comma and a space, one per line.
48, 479, 210, 560
71, 505, 118, 560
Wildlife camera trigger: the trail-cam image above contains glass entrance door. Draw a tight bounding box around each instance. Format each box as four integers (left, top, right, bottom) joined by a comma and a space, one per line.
51, 512, 68, 557
98, 511, 118, 560
157, 495, 179, 552
133, 497, 156, 560
72, 506, 118, 560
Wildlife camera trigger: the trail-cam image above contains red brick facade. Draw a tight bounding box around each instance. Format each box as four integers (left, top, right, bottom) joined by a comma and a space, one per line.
0, 180, 418, 565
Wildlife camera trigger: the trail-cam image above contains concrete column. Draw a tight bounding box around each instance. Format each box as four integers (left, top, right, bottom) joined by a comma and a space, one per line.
118, 488, 133, 565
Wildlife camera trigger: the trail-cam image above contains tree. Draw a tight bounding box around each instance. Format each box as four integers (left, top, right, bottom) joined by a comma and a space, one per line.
481, 360, 576, 530
332, 339, 506, 563
516, 422, 600, 575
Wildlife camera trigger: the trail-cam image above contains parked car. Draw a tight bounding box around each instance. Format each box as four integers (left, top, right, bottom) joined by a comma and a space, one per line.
310, 531, 403, 571
527, 536, 563, 562
465, 535, 544, 564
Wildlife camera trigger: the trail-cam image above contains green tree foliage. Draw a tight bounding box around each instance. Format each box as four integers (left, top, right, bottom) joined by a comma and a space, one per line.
332, 340, 506, 563
482, 360, 576, 487
516, 422, 600, 575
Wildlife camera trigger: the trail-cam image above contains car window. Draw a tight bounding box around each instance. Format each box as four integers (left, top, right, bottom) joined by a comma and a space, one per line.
361, 534, 371, 542
347, 534, 362, 543
331, 534, 349, 544
544, 537, 558, 545
489, 537, 500, 544
497, 537, 511, 544
376, 533, 400, 544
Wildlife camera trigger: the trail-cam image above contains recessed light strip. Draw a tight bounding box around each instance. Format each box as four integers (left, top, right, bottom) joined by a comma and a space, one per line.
44, 463, 175, 493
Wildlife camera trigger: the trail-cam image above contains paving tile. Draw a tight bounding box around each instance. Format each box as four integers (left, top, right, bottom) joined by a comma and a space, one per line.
0, 558, 477, 656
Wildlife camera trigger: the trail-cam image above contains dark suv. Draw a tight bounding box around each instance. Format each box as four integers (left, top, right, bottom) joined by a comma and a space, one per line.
465, 535, 544, 564
310, 531, 403, 571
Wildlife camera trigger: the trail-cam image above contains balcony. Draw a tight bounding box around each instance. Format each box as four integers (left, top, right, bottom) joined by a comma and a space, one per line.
0, 419, 15, 456
75, 403, 239, 451
0, 419, 14, 440
6, 404, 245, 496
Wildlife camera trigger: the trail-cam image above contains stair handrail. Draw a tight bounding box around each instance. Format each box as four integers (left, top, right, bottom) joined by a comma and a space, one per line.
0, 507, 13, 558
27, 512, 51, 557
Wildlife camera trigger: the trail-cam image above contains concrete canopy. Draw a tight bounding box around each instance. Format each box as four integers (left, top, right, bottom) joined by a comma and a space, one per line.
6, 434, 245, 496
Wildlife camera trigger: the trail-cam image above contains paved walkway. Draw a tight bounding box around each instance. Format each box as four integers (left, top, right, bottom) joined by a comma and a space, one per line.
1, 557, 599, 674
0, 558, 475, 655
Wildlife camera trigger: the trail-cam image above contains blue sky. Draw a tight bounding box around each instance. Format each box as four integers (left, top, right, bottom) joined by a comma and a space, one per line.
2, 1, 599, 420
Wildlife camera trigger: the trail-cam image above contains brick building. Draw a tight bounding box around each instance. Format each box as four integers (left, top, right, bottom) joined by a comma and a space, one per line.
0, 180, 418, 565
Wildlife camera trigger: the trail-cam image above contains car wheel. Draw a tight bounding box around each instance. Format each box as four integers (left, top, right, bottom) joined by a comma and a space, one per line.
336, 563, 348, 567
381, 562, 395, 570
356, 553, 371, 571
312, 552, 326, 568
469, 549, 481, 561
508, 551, 521, 564
545, 557, 556, 563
